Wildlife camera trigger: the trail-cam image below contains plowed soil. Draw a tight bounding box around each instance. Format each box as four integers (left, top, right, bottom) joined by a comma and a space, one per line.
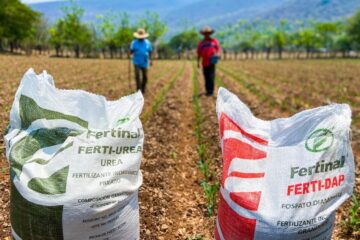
0, 56, 359, 239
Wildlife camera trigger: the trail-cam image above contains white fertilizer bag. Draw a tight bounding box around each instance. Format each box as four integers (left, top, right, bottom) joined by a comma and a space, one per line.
4, 69, 144, 240
215, 87, 355, 240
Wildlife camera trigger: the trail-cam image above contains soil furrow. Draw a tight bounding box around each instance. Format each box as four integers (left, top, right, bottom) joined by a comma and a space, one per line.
139, 62, 212, 240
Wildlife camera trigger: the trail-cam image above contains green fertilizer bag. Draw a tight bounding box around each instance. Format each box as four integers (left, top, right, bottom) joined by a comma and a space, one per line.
4, 69, 144, 240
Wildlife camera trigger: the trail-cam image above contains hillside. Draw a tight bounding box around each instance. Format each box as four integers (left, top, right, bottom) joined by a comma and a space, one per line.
27, 0, 360, 33
29, 0, 201, 22
164, 0, 286, 29
165, 0, 360, 31
262, 0, 360, 22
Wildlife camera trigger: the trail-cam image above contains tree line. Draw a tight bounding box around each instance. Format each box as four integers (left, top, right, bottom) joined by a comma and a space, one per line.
215, 15, 360, 60
0, 0, 167, 58
1, 0, 360, 59
162, 12, 360, 60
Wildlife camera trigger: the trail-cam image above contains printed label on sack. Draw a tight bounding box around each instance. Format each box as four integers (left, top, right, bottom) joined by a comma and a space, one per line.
7, 87, 143, 240
215, 110, 353, 240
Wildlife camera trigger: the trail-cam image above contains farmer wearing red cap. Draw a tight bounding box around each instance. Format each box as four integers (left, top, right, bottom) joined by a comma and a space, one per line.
130, 28, 153, 93
197, 26, 221, 96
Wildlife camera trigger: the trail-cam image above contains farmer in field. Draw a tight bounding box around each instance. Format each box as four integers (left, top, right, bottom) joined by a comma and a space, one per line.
130, 28, 153, 93
197, 26, 221, 96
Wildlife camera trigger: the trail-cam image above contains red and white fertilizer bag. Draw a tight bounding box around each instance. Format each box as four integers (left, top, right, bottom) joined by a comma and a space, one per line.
4, 69, 144, 240
215, 87, 355, 240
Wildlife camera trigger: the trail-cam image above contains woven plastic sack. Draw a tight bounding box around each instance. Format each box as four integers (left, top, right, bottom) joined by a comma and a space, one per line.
4, 69, 144, 240
215, 87, 355, 240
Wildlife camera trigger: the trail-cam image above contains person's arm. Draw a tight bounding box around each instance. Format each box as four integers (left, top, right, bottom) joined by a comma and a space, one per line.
130, 40, 135, 55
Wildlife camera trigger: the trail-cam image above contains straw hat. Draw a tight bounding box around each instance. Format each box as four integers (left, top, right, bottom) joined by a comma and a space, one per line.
134, 28, 149, 39
200, 26, 215, 35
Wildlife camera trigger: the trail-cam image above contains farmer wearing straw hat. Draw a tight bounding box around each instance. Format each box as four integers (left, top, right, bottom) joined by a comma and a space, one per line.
130, 28, 153, 93
197, 26, 221, 96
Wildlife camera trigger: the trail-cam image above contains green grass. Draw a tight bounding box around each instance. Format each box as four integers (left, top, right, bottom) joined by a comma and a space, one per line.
170, 151, 177, 159
186, 236, 204, 240
343, 194, 360, 234
201, 181, 220, 217
215, 76, 226, 88
1, 167, 8, 174
192, 62, 219, 217
192, 64, 203, 143
198, 159, 210, 182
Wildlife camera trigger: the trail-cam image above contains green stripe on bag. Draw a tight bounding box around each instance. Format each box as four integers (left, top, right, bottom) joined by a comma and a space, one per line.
11, 182, 64, 240
28, 166, 69, 195
10, 128, 79, 179
19, 95, 88, 129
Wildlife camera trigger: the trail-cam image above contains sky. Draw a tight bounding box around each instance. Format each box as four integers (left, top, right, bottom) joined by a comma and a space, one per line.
22, 0, 64, 4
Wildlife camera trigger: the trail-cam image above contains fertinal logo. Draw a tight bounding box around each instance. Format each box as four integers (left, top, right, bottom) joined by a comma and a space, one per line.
305, 128, 334, 152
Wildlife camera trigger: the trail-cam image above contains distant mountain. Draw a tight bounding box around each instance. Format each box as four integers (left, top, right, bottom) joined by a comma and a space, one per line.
164, 0, 287, 29
165, 0, 360, 31
29, 0, 201, 22
27, 0, 360, 34
261, 0, 360, 22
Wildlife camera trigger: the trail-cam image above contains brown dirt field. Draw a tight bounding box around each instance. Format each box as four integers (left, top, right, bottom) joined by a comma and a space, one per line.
0, 56, 359, 239
139, 62, 213, 240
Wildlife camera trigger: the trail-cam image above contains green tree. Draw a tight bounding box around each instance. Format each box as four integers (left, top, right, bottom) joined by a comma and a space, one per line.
236, 21, 260, 59
347, 10, 360, 49
273, 20, 288, 59
169, 28, 199, 50
217, 27, 231, 60
49, 19, 65, 57
294, 27, 319, 58
97, 13, 118, 58
0, 0, 40, 52
32, 19, 50, 54
314, 21, 339, 56
138, 11, 167, 44
115, 13, 134, 58
257, 21, 275, 59
78, 22, 96, 57
61, 3, 92, 58
169, 28, 200, 59
335, 33, 353, 57
157, 42, 174, 59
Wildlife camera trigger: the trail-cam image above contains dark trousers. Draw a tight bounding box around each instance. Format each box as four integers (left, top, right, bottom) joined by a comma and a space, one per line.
134, 65, 148, 93
203, 64, 215, 95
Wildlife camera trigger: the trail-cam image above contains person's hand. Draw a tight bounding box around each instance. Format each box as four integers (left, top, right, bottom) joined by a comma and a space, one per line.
149, 60, 153, 67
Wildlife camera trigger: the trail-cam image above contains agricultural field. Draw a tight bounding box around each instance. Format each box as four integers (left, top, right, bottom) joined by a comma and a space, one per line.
0, 55, 359, 239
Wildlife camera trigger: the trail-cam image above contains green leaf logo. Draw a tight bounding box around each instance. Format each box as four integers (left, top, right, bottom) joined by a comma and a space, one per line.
117, 117, 130, 125
305, 128, 334, 152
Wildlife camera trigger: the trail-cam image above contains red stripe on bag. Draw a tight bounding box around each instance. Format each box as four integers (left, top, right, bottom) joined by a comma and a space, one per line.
230, 191, 262, 211
215, 226, 221, 240
228, 172, 265, 178
218, 194, 256, 240
217, 112, 269, 239
219, 113, 268, 145
222, 138, 266, 186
